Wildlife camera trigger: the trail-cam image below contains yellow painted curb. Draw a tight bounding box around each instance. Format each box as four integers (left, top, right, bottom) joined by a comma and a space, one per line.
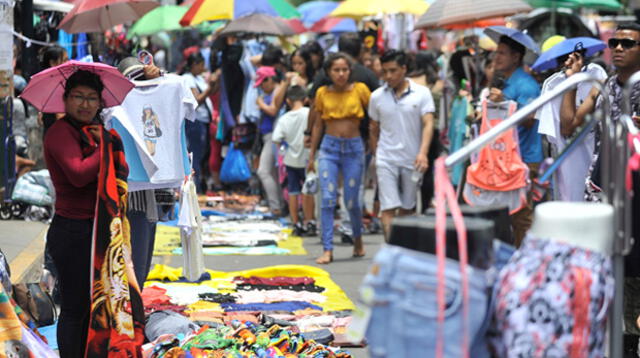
10, 226, 47, 283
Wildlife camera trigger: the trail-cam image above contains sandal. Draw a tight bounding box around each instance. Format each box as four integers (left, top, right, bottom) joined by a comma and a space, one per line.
353, 237, 365, 258
315, 251, 333, 264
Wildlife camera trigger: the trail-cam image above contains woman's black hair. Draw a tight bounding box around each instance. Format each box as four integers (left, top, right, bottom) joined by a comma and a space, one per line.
290, 47, 315, 81
181, 51, 205, 75
261, 45, 284, 66
63, 70, 104, 100
323, 52, 354, 85
39, 45, 66, 70
408, 50, 440, 86
302, 41, 324, 70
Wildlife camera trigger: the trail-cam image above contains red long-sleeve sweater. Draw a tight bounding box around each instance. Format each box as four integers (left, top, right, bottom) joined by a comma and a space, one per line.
44, 119, 100, 219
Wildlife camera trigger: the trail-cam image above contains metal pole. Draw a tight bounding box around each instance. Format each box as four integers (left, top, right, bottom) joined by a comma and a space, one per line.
445, 71, 610, 167
20, 0, 37, 80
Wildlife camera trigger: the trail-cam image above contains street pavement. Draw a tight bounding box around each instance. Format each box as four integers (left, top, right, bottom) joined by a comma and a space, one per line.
0, 219, 47, 283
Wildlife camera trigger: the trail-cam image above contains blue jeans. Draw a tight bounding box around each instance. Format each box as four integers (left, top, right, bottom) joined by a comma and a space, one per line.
185, 120, 209, 192
128, 210, 157, 286
318, 135, 364, 251
362, 245, 491, 358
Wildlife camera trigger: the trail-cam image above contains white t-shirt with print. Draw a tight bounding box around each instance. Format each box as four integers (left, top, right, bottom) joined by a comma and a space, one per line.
182, 72, 213, 123
112, 74, 197, 189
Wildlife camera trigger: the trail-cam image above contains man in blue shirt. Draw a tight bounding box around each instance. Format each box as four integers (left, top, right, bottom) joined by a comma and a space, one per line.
489, 35, 541, 246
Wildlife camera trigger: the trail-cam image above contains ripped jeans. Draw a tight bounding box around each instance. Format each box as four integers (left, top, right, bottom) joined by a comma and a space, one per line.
318, 135, 365, 251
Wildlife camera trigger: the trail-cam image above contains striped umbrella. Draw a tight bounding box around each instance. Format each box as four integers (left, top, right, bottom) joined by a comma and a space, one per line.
415, 0, 531, 29
180, 0, 299, 27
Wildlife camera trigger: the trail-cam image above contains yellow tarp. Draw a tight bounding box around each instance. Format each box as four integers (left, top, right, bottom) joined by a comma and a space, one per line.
146, 264, 355, 312
152, 225, 306, 256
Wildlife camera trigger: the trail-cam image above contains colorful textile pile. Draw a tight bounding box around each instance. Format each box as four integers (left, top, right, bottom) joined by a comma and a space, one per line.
198, 193, 262, 214
140, 265, 357, 354
154, 218, 306, 256
144, 322, 352, 358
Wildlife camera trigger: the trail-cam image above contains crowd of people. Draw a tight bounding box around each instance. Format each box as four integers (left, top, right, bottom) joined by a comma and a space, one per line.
10, 20, 640, 355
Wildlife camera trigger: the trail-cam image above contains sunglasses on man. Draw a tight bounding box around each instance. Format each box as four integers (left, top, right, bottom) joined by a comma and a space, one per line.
608, 38, 640, 50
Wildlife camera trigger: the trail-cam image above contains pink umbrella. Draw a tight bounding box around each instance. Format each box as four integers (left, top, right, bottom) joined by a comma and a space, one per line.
58, 0, 159, 33
20, 61, 134, 113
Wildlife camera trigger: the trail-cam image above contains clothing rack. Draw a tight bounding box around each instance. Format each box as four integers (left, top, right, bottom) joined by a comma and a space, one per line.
443, 71, 628, 356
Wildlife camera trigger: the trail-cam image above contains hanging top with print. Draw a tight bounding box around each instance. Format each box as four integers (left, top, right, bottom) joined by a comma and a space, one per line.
106, 74, 197, 191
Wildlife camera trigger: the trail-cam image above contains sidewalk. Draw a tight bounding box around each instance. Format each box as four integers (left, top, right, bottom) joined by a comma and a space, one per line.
0, 220, 47, 283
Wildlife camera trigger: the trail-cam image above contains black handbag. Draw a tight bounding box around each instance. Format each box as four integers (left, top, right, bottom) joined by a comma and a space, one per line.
12, 282, 57, 327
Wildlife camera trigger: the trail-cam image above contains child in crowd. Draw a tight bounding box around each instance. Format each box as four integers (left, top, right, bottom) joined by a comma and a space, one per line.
256, 66, 285, 215
272, 86, 317, 236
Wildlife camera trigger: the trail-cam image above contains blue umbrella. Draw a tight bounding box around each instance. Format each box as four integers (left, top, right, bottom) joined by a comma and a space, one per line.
484, 26, 540, 62
531, 37, 605, 72
297, 1, 339, 28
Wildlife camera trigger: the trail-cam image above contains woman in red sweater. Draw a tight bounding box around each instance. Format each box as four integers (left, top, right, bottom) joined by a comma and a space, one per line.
43, 70, 104, 358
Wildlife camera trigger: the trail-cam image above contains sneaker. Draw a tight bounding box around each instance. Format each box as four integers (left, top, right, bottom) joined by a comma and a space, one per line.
305, 221, 318, 237
293, 222, 307, 237
341, 233, 354, 244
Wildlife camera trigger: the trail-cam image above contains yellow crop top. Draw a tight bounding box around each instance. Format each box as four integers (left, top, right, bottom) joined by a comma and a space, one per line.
314, 82, 371, 121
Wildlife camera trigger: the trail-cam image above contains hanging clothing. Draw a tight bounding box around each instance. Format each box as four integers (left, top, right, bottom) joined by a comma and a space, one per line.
536, 64, 607, 201
239, 39, 265, 124
464, 101, 528, 214
448, 96, 470, 185
490, 236, 614, 358
106, 75, 198, 191
66, 119, 146, 357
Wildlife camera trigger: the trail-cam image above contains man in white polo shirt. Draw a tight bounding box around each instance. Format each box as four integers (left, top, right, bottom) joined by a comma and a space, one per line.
369, 49, 436, 240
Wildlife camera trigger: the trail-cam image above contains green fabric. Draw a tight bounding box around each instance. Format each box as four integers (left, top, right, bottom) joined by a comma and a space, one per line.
128, 6, 189, 37
267, 0, 301, 19
527, 0, 622, 10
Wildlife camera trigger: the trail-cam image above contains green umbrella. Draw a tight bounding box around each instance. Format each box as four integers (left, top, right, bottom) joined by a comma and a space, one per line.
128, 5, 188, 37
267, 0, 300, 19
527, 0, 622, 11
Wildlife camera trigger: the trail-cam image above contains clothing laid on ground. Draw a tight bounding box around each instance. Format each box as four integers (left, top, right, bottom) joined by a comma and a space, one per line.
234, 276, 315, 286
490, 236, 614, 358
536, 64, 607, 201
235, 283, 325, 293
314, 82, 371, 121
318, 135, 365, 251
221, 301, 322, 312
145, 310, 200, 342
272, 107, 310, 168
369, 80, 435, 168
43, 118, 100, 219
464, 101, 528, 214
503, 67, 543, 164
107, 74, 197, 191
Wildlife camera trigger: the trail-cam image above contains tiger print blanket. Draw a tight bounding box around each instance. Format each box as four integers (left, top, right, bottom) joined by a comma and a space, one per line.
68, 118, 145, 357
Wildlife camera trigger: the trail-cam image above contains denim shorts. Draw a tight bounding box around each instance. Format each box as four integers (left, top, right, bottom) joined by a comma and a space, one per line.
362, 244, 491, 358
285, 166, 306, 195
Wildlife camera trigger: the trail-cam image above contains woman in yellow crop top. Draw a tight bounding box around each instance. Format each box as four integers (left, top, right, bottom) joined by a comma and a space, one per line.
308, 52, 370, 264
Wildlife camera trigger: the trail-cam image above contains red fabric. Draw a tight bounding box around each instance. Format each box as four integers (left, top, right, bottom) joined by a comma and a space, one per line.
44, 119, 101, 219
626, 133, 640, 191
141, 286, 171, 306
233, 276, 315, 286
570, 267, 592, 358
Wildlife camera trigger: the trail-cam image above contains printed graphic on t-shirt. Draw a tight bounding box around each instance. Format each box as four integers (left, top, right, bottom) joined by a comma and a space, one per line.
141, 104, 162, 155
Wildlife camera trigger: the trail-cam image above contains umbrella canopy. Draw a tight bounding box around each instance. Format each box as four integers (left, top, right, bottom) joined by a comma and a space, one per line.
415, 0, 531, 29
128, 5, 188, 37
485, 26, 539, 52
180, 0, 299, 27
220, 13, 296, 36
58, 0, 159, 33
527, 0, 622, 11
286, 18, 308, 34
310, 17, 357, 33
20, 61, 134, 113
298, 1, 339, 27
330, 0, 429, 18
531, 37, 605, 72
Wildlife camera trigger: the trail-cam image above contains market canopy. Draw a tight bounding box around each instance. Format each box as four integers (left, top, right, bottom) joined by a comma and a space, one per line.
330, 0, 429, 18
128, 5, 188, 37
58, 0, 159, 33
527, 0, 622, 11
179, 0, 299, 27
415, 0, 532, 29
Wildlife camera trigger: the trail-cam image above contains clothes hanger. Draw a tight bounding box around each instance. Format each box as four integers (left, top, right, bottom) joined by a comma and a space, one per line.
388, 216, 495, 270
